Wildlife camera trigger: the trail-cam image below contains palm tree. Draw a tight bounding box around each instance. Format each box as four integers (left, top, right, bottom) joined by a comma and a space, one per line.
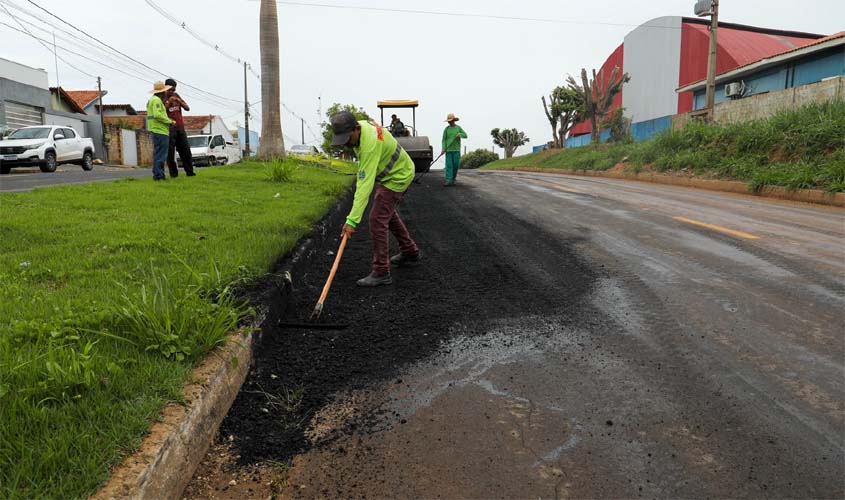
258, 0, 285, 160
567, 67, 629, 144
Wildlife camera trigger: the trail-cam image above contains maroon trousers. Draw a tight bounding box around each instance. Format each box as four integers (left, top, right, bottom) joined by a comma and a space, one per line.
369, 185, 419, 275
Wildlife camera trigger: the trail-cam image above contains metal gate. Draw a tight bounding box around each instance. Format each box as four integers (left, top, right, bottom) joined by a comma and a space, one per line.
4, 101, 43, 129
121, 129, 138, 166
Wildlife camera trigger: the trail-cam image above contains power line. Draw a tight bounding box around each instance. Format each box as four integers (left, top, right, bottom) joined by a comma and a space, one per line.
23, 0, 243, 104
263, 0, 685, 29
0, 2, 96, 78
143, 0, 261, 79
0, 0, 241, 110
0, 20, 242, 112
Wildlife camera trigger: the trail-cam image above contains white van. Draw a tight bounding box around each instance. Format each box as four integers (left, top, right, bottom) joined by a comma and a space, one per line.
185, 134, 241, 166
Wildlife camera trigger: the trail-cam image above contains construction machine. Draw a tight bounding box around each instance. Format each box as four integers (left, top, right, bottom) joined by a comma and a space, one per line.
377, 100, 433, 173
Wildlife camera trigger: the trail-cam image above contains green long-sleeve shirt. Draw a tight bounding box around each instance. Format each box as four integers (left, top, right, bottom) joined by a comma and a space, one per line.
442, 125, 467, 152
146, 95, 173, 136
346, 121, 414, 228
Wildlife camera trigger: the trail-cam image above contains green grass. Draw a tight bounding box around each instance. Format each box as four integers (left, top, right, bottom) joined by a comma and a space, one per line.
0, 159, 355, 499
483, 101, 845, 192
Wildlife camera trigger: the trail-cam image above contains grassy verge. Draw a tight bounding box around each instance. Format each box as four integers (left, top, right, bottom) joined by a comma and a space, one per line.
483, 101, 845, 192
0, 158, 355, 499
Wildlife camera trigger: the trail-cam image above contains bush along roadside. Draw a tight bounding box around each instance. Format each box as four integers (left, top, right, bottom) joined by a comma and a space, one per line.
483, 101, 845, 192
0, 158, 355, 500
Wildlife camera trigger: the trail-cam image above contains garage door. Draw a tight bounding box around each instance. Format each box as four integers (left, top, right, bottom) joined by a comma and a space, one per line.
4, 101, 44, 129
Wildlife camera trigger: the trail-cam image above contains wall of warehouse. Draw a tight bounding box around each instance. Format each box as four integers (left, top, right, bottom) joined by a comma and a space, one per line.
622, 16, 683, 124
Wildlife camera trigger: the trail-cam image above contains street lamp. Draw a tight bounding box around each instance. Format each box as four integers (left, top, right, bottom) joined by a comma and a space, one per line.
695, 0, 720, 122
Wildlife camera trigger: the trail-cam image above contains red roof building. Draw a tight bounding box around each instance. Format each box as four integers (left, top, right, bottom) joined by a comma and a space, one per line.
568, 17, 824, 140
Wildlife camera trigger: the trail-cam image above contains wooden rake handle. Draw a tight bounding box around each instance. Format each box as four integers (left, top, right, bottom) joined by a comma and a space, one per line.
315, 233, 349, 309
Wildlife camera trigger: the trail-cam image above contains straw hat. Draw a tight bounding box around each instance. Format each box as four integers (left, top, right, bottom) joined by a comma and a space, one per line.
445, 113, 459, 122
149, 81, 173, 94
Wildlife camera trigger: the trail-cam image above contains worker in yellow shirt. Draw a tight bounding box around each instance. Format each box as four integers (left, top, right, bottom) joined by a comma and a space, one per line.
331, 111, 421, 287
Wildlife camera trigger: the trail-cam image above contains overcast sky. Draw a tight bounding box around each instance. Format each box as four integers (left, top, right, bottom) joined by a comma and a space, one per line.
2, 0, 842, 159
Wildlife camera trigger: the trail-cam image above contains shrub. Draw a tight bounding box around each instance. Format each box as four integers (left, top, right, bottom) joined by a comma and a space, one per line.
266, 159, 299, 183
461, 149, 499, 169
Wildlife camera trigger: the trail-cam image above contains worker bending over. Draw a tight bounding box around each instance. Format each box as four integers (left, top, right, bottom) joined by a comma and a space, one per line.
331, 111, 421, 287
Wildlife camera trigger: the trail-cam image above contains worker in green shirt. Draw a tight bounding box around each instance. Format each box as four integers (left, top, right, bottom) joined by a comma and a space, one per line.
442, 113, 467, 186
331, 111, 421, 287
146, 81, 174, 181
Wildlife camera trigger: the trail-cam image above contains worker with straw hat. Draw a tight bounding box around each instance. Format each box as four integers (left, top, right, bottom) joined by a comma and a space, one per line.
442, 113, 467, 186
146, 81, 174, 181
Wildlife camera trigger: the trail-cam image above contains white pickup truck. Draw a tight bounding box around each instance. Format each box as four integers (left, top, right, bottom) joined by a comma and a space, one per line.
0, 125, 96, 174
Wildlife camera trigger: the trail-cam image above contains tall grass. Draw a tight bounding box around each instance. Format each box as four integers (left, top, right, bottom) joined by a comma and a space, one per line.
484, 101, 845, 192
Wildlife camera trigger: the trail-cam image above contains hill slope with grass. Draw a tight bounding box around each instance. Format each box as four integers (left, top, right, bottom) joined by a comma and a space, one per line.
484, 101, 845, 192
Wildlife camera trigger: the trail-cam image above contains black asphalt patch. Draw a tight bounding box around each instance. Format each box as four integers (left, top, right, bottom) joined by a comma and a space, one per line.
218, 175, 599, 464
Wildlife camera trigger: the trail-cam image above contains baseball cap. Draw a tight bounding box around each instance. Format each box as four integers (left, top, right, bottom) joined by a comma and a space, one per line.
330, 111, 358, 146
165, 78, 177, 88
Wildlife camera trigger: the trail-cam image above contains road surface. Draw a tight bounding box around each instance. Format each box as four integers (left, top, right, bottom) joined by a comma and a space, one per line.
0, 165, 150, 192
186, 170, 844, 499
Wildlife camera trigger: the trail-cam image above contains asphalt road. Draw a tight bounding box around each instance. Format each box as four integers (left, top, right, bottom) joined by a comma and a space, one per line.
187, 171, 844, 499
0, 165, 150, 192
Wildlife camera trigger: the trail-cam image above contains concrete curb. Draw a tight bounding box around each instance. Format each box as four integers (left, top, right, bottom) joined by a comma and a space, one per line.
92, 192, 353, 500
493, 167, 845, 208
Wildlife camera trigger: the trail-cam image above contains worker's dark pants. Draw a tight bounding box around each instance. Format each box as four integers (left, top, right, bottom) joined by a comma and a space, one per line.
167, 128, 194, 177
369, 185, 418, 276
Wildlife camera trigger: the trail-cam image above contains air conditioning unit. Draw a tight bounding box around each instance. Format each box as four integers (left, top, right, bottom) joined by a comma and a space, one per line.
725, 82, 744, 98
694, 0, 713, 16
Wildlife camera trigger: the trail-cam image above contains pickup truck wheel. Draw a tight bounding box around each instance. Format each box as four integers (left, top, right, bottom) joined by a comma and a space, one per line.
40, 151, 57, 173
81, 152, 94, 171
0, 164, 10, 175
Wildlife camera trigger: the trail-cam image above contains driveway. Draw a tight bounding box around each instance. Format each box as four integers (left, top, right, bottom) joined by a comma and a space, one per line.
0, 165, 150, 192
186, 171, 844, 498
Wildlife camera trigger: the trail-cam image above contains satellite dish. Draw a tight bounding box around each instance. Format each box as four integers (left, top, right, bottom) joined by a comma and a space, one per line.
694, 0, 713, 16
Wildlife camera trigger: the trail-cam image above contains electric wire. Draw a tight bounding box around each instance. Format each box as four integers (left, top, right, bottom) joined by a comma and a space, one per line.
143, 0, 261, 79
0, 21, 243, 112
24, 0, 243, 104
0, 2, 96, 78
265, 0, 687, 29
0, 0, 241, 110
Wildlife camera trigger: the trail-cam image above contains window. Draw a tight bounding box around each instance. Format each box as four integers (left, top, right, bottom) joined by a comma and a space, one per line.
212, 136, 224, 147
62, 128, 77, 139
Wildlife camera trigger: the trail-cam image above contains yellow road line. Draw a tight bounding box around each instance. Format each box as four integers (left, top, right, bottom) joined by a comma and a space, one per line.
526, 179, 581, 193
673, 216, 760, 240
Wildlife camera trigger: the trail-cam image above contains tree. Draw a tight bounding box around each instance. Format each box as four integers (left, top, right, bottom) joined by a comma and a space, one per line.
491, 128, 529, 159
320, 103, 371, 158
566, 66, 630, 144
257, 0, 285, 160
542, 86, 581, 148
460, 149, 499, 169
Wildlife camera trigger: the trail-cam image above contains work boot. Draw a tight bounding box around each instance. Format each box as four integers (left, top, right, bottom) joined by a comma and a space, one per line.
391, 250, 422, 267
356, 272, 393, 287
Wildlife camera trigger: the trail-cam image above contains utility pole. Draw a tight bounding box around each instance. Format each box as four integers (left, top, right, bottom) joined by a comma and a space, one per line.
243, 61, 251, 157
53, 32, 59, 89
698, 0, 720, 121
97, 77, 106, 161
301, 118, 305, 145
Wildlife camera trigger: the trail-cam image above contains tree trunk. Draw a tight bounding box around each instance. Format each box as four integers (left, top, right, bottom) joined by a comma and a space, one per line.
581, 70, 599, 144
505, 146, 516, 158
541, 95, 560, 148
258, 0, 286, 160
